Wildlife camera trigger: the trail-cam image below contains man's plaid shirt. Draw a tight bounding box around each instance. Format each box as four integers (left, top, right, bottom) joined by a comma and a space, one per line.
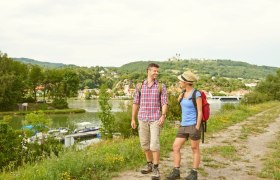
133, 80, 168, 121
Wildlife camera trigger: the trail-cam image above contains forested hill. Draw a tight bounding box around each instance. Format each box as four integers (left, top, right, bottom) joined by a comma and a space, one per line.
12, 58, 76, 68
119, 59, 278, 79
12, 57, 278, 80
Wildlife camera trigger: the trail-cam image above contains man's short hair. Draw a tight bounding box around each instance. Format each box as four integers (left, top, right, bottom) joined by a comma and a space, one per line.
147, 63, 159, 71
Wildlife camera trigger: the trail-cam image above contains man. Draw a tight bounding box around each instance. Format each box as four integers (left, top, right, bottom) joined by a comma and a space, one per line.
131, 63, 168, 180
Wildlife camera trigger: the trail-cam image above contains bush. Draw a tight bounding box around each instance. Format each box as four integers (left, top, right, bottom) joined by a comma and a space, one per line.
241, 91, 270, 104
166, 92, 181, 121
20, 96, 36, 103
52, 98, 68, 109
0, 123, 23, 172
0, 114, 63, 172
114, 102, 138, 138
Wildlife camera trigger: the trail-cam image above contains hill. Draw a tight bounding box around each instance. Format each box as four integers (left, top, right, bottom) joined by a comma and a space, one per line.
11, 57, 278, 80
119, 59, 278, 79
12, 57, 74, 68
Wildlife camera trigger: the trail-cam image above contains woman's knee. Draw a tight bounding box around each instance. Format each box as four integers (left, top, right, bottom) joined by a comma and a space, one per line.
173, 143, 181, 152
191, 145, 199, 152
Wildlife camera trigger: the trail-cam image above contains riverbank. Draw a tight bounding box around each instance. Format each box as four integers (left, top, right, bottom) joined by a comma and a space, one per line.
0, 108, 86, 116
1, 101, 279, 179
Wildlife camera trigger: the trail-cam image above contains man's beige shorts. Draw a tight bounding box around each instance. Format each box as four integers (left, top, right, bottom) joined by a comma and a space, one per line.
138, 120, 160, 151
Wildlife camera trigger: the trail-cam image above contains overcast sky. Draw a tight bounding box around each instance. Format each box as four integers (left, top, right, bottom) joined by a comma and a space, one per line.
0, 0, 279, 67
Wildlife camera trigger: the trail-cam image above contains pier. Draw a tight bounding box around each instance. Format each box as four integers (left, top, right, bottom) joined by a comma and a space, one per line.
64, 130, 100, 147
210, 96, 242, 101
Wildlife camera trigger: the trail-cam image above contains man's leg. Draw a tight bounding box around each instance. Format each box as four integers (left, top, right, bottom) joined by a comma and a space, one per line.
150, 121, 161, 180
145, 150, 153, 162
139, 120, 153, 174
152, 151, 159, 165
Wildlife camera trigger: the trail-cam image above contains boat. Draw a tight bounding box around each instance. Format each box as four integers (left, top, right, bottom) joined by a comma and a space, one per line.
73, 122, 99, 133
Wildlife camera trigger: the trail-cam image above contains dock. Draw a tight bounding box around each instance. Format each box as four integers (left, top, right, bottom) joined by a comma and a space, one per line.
64, 130, 100, 147
210, 96, 242, 101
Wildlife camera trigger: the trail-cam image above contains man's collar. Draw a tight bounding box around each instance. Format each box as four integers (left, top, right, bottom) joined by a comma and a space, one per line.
144, 79, 158, 85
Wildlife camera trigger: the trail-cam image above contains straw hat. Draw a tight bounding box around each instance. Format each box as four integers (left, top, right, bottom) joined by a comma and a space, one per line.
177, 71, 198, 83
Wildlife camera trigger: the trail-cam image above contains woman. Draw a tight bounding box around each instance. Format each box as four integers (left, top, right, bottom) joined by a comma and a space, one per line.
166, 71, 202, 180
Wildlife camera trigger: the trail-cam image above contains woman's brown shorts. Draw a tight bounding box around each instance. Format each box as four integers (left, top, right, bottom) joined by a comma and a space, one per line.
176, 125, 201, 140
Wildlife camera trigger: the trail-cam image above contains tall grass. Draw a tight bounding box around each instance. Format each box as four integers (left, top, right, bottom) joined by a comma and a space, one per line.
0, 126, 176, 180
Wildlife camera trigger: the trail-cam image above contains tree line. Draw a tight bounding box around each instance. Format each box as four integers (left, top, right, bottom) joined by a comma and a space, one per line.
0, 52, 79, 111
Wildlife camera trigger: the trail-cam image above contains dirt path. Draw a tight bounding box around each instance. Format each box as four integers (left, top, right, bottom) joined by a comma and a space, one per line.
113, 111, 280, 180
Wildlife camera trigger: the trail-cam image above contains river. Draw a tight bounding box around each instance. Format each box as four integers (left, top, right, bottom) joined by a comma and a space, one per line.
8, 99, 231, 130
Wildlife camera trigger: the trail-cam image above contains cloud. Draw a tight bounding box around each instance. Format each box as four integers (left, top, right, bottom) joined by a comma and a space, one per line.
0, 0, 279, 67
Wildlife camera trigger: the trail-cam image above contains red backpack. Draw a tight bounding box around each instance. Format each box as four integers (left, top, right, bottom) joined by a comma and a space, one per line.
180, 89, 210, 143
191, 90, 210, 122
192, 90, 210, 143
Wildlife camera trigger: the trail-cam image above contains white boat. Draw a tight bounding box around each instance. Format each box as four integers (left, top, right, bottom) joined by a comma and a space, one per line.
73, 122, 99, 133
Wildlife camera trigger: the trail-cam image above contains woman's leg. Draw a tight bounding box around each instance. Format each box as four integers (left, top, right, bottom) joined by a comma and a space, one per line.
173, 137, 186, 167
190, 139, 200, 168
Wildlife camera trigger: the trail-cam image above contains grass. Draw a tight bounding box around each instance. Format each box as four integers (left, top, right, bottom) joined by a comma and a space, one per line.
202, 145, 239, 169
200, 101, 280, 177
203, 145, 238, 160
0, 126, 177, 180
239, 105, 280, 140
207, 101, 280, 135
1, 101, 280, 179
258, 133, 280, 179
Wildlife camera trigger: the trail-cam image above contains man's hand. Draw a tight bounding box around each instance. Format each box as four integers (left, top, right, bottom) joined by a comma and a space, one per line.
158, 115, 165, 127
131, 119, 137, 129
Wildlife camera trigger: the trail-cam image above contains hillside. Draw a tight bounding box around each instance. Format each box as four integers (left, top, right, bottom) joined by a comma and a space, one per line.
119, 59, 278, 80
11, 57, 278, 81
12, 57, 73, 68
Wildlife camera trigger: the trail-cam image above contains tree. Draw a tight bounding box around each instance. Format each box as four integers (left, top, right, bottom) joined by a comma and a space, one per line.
29, 65, 44, 101
0, 52, 29, 111
255, 68, 280, 100
98, 85, 115, 139
62, 69, 80, 97
23, 111, 51, 133
242, 68, 280, 104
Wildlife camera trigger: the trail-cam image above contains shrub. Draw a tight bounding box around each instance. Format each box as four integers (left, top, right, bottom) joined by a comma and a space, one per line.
52, 98, 68, 109
0, 113, 64, 172
166, 92, 181, 121
114, 102, 138, 138
98, 85, 115, 139
241, 91, 270, 104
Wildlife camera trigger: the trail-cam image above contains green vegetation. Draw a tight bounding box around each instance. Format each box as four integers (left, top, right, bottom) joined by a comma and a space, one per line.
0, 126, 176, 180
259, 133, 280, 179
0, 52, 79, 111
13, 57, 69, 68
1, 51, 280, 179
12, 54, 279, 97
1, 102, 279, 179
0, 113, 63, 172
98, 85, 116, 139
119, 60, 277, 80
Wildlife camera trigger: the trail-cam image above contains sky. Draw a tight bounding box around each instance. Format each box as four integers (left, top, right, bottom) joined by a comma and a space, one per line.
0, 0, 280, 67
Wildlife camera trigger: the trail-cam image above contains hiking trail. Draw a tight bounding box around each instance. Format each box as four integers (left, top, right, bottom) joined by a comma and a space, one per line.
113, 109, 280, 180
